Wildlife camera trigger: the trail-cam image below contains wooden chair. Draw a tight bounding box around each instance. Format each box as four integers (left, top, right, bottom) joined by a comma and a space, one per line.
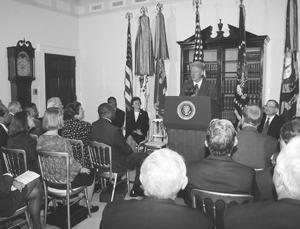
191, 189, 253, 229
67, 139, 85, 167
144, 119, 168, 153
88, 141, 129, 201
1, 147, 31, 229
37, 150, 92, 229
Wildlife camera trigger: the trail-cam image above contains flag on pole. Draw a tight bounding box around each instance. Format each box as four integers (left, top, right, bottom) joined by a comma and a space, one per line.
139, 75, 150, 111
234, 2, 249, 124
154, 5, 169, 118
124, 14, 133, 113
279, 0, 299, 121
193, 1, 203, 62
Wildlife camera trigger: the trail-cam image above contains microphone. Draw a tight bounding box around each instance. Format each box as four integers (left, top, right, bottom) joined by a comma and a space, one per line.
185, 86, 197, 96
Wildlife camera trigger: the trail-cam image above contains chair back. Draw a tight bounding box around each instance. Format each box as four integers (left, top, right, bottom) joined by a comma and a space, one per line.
1, 147, 27, 177
149, 118, 167, 142
37, 151, 70, 191
191, 189, 253, 229
67, 139, 85, 167
88, 141, 113, 180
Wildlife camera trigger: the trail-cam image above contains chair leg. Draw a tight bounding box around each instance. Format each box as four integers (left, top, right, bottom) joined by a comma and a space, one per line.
126, 170, 130, 194
84, 188, 92, 218
25, 210, 32, 229
110, 174, 118, 202
67, 193, 71, 229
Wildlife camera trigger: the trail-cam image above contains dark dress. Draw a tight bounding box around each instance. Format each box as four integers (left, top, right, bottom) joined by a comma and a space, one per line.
61, 118, 92, 167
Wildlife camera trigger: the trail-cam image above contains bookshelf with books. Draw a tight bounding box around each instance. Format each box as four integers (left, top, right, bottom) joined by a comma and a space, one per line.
177, 23, 269, 126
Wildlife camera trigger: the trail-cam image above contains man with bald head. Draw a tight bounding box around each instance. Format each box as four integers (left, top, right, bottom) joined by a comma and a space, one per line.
179, 61, 219, 104
91, 103, 148, 197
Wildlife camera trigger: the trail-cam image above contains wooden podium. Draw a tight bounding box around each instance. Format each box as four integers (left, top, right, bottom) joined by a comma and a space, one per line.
164, 96, 221, 163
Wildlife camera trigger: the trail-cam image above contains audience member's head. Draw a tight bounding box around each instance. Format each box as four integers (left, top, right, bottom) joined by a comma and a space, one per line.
8, 101, 22, 115
46, 97, 63, 109
242, 105, 262, 127
23, 102, 39, 119
63, 101, 84, 121
274, 136, 300, 200
0, 105, 11, 126
43, 107, 64, 131
264, 99, 279, 117
9, 111, 35, 137
140, 148, 187, 200
279, 119, 300, 148
206, 119, 237, 156
107, 97, 117, 110
98, 103, 116, 121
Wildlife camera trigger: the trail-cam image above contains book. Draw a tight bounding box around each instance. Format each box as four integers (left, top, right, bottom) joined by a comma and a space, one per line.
11, 171, 40, 191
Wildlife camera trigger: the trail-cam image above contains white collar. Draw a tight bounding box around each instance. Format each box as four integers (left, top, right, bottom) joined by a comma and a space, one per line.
0, 123, 8, 133
102, 117, 111, 123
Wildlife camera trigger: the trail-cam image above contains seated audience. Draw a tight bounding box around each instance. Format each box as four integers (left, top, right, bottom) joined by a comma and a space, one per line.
224, 136, 300, 229
7, 101, 22, 116
100, 148, 213, 229
91, 103, 148, 197
0, 105, 11, 173
0, 174, 43, 229
257, 99, 286, 141
254, 118, 300, 202
125, 97, 149, 152
184, 119, 254, 229
62, 101, 91, 167
107, 96, 125, 129
37, 107, 99, 213
232, 105, 277, 169
7, 111, 39, 174
24, 102, 41, 136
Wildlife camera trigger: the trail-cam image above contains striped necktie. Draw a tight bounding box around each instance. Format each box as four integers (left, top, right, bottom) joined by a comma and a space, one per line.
261, 118, 270, 135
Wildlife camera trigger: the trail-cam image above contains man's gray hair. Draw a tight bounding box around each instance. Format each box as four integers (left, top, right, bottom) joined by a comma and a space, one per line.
141, 148, 187, 200
276, 136, 300, 200
242, 105, 262, 127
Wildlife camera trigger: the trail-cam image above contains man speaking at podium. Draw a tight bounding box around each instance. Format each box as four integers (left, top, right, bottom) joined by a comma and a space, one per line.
180, 61, 219, 105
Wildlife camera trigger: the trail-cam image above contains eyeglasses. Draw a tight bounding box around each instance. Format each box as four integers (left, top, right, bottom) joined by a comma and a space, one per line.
265, 105, 276, 109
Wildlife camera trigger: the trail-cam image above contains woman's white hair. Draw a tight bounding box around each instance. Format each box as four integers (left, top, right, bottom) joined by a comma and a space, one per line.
276, 136, 300, 200
140, 148, 187, 200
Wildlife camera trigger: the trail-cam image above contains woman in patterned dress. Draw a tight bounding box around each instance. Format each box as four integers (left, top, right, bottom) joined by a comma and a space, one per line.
61, 102, 91, 167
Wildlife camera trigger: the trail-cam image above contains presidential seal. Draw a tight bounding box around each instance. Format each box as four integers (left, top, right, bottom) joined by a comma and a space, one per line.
177, 101, 196, 120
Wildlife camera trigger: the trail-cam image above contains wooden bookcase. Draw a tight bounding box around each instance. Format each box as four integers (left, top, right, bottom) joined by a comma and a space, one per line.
177, 23, 269, 126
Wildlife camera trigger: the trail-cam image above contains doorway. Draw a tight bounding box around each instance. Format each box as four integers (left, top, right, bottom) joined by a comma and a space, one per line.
45, 53, 76, 107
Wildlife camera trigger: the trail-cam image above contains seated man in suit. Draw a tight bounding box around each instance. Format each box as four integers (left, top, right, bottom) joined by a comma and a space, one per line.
254, 119, 300, 202
107, 96, 125, 129
100, 148, 213, 229
224, 136, 300, 229
0, 105, 11, 173
232, 105, 278, 169
179, 61, 219, 104
91, 103, 148, 197
257, 99, 286, 141
184, 119, 254, 228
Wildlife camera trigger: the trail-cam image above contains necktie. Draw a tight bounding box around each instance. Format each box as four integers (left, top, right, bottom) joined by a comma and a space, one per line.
195, 84, 199, 96
262, 118, 270, 135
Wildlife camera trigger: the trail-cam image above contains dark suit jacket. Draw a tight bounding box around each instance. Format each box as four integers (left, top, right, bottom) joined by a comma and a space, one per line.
100, 197, 213, 229
7, 134, 39, 174
0, 124, 8, 173
179, 78, 219, 105
224, 198, 300, 229
91, 118, 144, 173
112, 108, 125, 129
125, 109, 149, 143
0, 174, 27, 217
232, 126, 278, 169
257, 113, 286, 140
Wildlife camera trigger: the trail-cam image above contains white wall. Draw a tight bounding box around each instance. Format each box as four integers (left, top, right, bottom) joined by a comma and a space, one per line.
0, 0, 79, 113
0, 0, 297, 123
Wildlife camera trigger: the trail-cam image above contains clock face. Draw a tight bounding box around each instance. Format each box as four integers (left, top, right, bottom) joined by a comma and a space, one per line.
17, 51, 31, 76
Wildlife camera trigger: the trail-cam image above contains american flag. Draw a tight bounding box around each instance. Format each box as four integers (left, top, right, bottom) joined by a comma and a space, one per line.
193, 2, 203, 62
234, 3, 249, 124
154, 59, 167, 118
279, 0, 299, 121
124, 16, 133, 113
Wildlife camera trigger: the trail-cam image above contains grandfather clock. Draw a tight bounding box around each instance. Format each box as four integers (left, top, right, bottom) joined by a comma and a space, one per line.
7, 39, 35, 108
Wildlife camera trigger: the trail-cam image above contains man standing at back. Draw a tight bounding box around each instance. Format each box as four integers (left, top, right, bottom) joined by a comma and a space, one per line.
232, 105, 278, 169
107, 96, 125, 129
258, 99, 286, 140
91, 103, 147, 197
